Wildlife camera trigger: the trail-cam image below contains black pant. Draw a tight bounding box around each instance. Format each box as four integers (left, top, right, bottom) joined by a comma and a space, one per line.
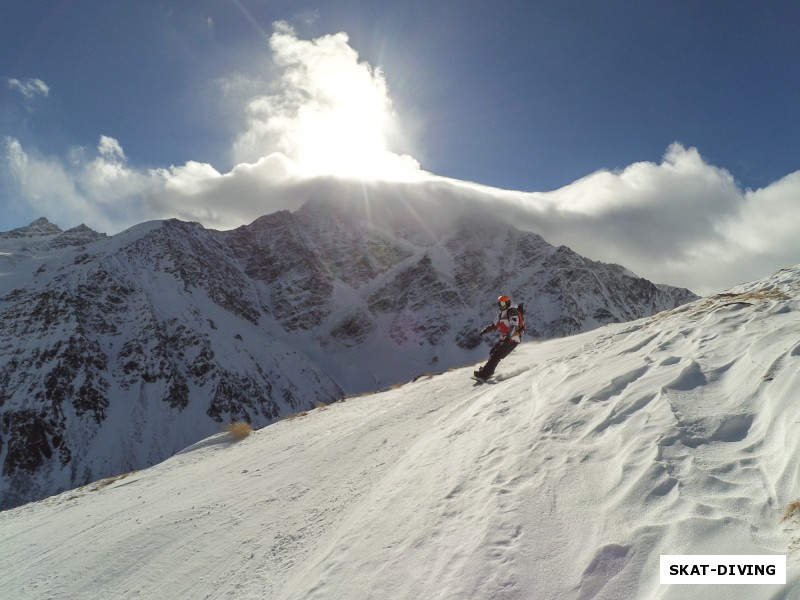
477, 338, 518, 378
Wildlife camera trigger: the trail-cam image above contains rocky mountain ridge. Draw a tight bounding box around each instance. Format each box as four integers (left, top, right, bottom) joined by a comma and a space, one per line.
0, 199, 696, 509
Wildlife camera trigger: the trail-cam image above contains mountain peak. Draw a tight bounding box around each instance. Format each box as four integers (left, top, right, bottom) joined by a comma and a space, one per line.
49, 223, 107, 248
1, 217, 63, 238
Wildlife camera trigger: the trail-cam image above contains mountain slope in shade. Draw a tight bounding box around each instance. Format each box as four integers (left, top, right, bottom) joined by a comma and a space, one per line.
0, 195, 695, 509
1, 265, 798, 599
0, 219, 343, 510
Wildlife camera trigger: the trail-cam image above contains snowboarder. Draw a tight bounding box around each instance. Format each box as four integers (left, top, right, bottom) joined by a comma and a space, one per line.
473, 295, 522, 382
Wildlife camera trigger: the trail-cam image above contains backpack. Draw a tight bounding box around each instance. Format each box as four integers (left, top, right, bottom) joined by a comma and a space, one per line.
515, 302, 525, 335
503, 303, 525, 336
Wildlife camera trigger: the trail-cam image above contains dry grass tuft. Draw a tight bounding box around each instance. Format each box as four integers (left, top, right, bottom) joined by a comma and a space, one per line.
412, 372, 436, 382
784, 498, 800, 555
783, 499, 800, 522
282, 411, 309, 422
62, 470, 139, 501
646, 286, 791, 329
716, 288, 789, 303
225, 421, 254, 439
94, 470, 137, 489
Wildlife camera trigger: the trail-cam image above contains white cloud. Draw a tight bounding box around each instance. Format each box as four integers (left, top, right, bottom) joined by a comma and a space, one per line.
5, 77, 50, 101
481, 144, 800, 294
3, 134, 306, 233
295, 10, 320, 27
5, 137, 101, 226
6, 127, 800, 295
4, 136, 151, 231
539, 144, 741, 258
97, 135, 126, 161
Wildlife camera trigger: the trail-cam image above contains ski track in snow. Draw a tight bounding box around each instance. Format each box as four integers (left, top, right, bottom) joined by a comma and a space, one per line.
2, 270, 800, 599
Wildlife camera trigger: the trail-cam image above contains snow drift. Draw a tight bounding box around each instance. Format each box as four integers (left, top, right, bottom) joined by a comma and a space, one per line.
1, 265, 799, 599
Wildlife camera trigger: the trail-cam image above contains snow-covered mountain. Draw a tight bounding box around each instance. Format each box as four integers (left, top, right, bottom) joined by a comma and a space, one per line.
1, 264, 798, 599
0, 194, 695, 510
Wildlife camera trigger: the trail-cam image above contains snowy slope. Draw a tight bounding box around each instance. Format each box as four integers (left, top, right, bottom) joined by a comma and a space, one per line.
2, 266, 799, 599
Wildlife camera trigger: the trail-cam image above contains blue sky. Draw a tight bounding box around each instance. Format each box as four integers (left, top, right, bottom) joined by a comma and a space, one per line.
2, 1, 800, 292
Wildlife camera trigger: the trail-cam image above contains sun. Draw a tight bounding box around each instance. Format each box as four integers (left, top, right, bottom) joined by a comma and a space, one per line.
236, 24, 423, 182
288, 40, 420, 180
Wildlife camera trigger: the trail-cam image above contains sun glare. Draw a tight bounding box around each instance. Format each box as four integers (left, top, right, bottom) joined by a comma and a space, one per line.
292, 88, 414, 180
290, 52, 419, 180
237, 23, 423, 182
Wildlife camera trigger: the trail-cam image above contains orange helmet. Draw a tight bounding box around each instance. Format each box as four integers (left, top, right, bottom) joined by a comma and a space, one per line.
497, 295, 511, 309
